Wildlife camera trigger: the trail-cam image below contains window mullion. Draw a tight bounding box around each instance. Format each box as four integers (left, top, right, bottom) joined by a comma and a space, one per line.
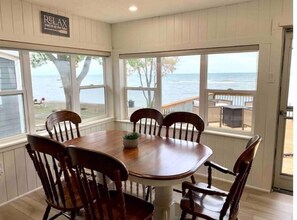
200, 54, 207, 119
155, 57, 161, 111
70, 55, 79, 114
21, 51, 35, 134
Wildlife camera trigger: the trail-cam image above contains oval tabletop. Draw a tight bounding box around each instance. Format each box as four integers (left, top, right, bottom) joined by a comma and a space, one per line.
64, 130, 212, 181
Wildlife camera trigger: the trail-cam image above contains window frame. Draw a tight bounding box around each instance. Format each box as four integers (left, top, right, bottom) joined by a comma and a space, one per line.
0, 45, 109, 141
0, 49, 27, 140
122, 45, 259, 135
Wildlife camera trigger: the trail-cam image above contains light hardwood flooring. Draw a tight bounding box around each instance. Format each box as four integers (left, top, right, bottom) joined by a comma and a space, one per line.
0, 178, 293, 220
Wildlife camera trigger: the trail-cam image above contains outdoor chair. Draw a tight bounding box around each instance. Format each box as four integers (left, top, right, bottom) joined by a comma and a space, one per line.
130, 108, 163, 136
179, 135, 262, 220
244, 100, 253, 107
163, 111, 205, 185
45, 110, 81, 142
242, 101, 253, 130
242, 108, 252, 130
208, 99, 232, 127
65, 146, 154, 220
26, 134, 83, 220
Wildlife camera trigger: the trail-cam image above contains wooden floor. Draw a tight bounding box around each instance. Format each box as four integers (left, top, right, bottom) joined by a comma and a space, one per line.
0, 178, 293, 220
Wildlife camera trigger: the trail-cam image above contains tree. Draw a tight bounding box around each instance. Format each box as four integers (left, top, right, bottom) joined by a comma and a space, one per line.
31, 53, 93, 109
126, 57, 179, 107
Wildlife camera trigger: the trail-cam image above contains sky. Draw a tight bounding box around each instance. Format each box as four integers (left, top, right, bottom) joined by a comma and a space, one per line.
173, 52, 258, 74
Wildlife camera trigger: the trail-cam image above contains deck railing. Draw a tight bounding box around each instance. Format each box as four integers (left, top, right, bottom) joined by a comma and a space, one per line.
161, 90, 255, 115
161, 96, 199, 115
208, 90, 255, 106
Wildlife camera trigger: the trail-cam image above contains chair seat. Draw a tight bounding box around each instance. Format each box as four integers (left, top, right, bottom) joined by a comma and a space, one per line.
93, 191, 154, 220
46, 179, 84, 211
180, 183, 230, 220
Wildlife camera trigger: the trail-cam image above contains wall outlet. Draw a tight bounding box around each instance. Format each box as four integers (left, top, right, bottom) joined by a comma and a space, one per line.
0, 161, 4, 176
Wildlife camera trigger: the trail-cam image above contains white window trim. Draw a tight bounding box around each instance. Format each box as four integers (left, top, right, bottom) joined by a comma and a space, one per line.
0, 45, 111, 140
122, 45, 259, 135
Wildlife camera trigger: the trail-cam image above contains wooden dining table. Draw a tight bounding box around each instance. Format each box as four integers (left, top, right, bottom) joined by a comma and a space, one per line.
64, 130, 212, 220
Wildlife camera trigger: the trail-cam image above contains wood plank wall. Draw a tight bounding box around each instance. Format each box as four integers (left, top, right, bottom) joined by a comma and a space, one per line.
0, 120, 115, 205
0, 0, 111, 51
112, 0, 293, 192
0, 0, 112, 205
0, 0, 293, 205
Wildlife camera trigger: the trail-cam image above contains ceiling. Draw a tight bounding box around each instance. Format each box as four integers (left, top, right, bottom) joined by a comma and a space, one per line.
26, 0, 252, 24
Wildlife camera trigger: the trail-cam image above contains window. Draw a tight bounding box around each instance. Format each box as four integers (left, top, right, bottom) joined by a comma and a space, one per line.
76, 56, 106, 119
123, 47, 259, 134
0, 49, 26, 139
206, 52, 258, 132
162, 55, 200, 114
0, 46, 108, 140
30, 52, 69, 131
125, 58, 157, 116
30, 52, 107, 131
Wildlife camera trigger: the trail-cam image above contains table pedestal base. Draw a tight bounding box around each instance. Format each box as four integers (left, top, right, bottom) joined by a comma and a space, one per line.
153, 186, 176, 220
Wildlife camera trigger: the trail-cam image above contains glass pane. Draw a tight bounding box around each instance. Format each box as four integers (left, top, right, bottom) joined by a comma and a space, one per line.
206, 52, 258, 132
30, 52, 70, 131
126, 58, 157, 87
281, 39, 294, 175
127, 90, 155, 117
76, 56, 104, 86
207, 52, 258, 90
0, 95, 25, 138
162, 55, 200, 114
80, 88, 105, 119
0, 49, 22, 91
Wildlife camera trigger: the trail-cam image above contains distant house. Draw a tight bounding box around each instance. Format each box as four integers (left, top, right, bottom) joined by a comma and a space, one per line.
0, 52, 23, 138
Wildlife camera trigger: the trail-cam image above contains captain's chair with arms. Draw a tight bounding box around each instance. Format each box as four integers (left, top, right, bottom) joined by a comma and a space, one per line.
179, 135, 262, 220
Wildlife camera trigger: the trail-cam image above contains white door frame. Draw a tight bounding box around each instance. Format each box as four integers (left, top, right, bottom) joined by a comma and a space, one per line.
273, 29, 293, 193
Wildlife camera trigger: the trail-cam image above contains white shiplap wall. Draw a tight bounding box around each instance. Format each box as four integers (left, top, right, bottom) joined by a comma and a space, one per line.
0, 0, 111, 52
0, 0, 113, 205
112, 0, 293, 191
0, 120, 115, 205
0, 0, 293, 205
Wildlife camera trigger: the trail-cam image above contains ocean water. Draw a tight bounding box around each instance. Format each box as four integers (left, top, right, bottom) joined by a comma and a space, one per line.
128, 72, 257, 106
32, 72, 257, 105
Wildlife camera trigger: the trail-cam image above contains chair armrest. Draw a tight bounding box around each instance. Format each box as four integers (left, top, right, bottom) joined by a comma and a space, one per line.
204, 161, 236, 176
182, 181, 228, 197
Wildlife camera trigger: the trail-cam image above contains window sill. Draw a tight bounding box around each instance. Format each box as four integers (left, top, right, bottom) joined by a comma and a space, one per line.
115, 119, 253, 140
0, 117, 115, 151
203, 129, 253, 140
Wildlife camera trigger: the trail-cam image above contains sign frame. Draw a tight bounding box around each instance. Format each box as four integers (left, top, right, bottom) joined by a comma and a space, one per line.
40, 11, 70, 37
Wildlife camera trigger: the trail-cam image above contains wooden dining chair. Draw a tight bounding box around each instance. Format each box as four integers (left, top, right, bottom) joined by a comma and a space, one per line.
130, 108, 164, 136
163, 111, 204, 144
163, 111, 205, 187
64, 146, 154, 220
130, 108, 164, 201
26, 134, 83, 220
45, 110, 81, 142
179, 135, 262, 220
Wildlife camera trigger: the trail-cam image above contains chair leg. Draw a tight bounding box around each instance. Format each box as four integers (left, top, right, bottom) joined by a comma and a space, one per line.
190, 175, 196, 184
70, 211, 76, 220
43, 205, 51, 220
180, 211, 187, 220
145, 186, 151, 202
